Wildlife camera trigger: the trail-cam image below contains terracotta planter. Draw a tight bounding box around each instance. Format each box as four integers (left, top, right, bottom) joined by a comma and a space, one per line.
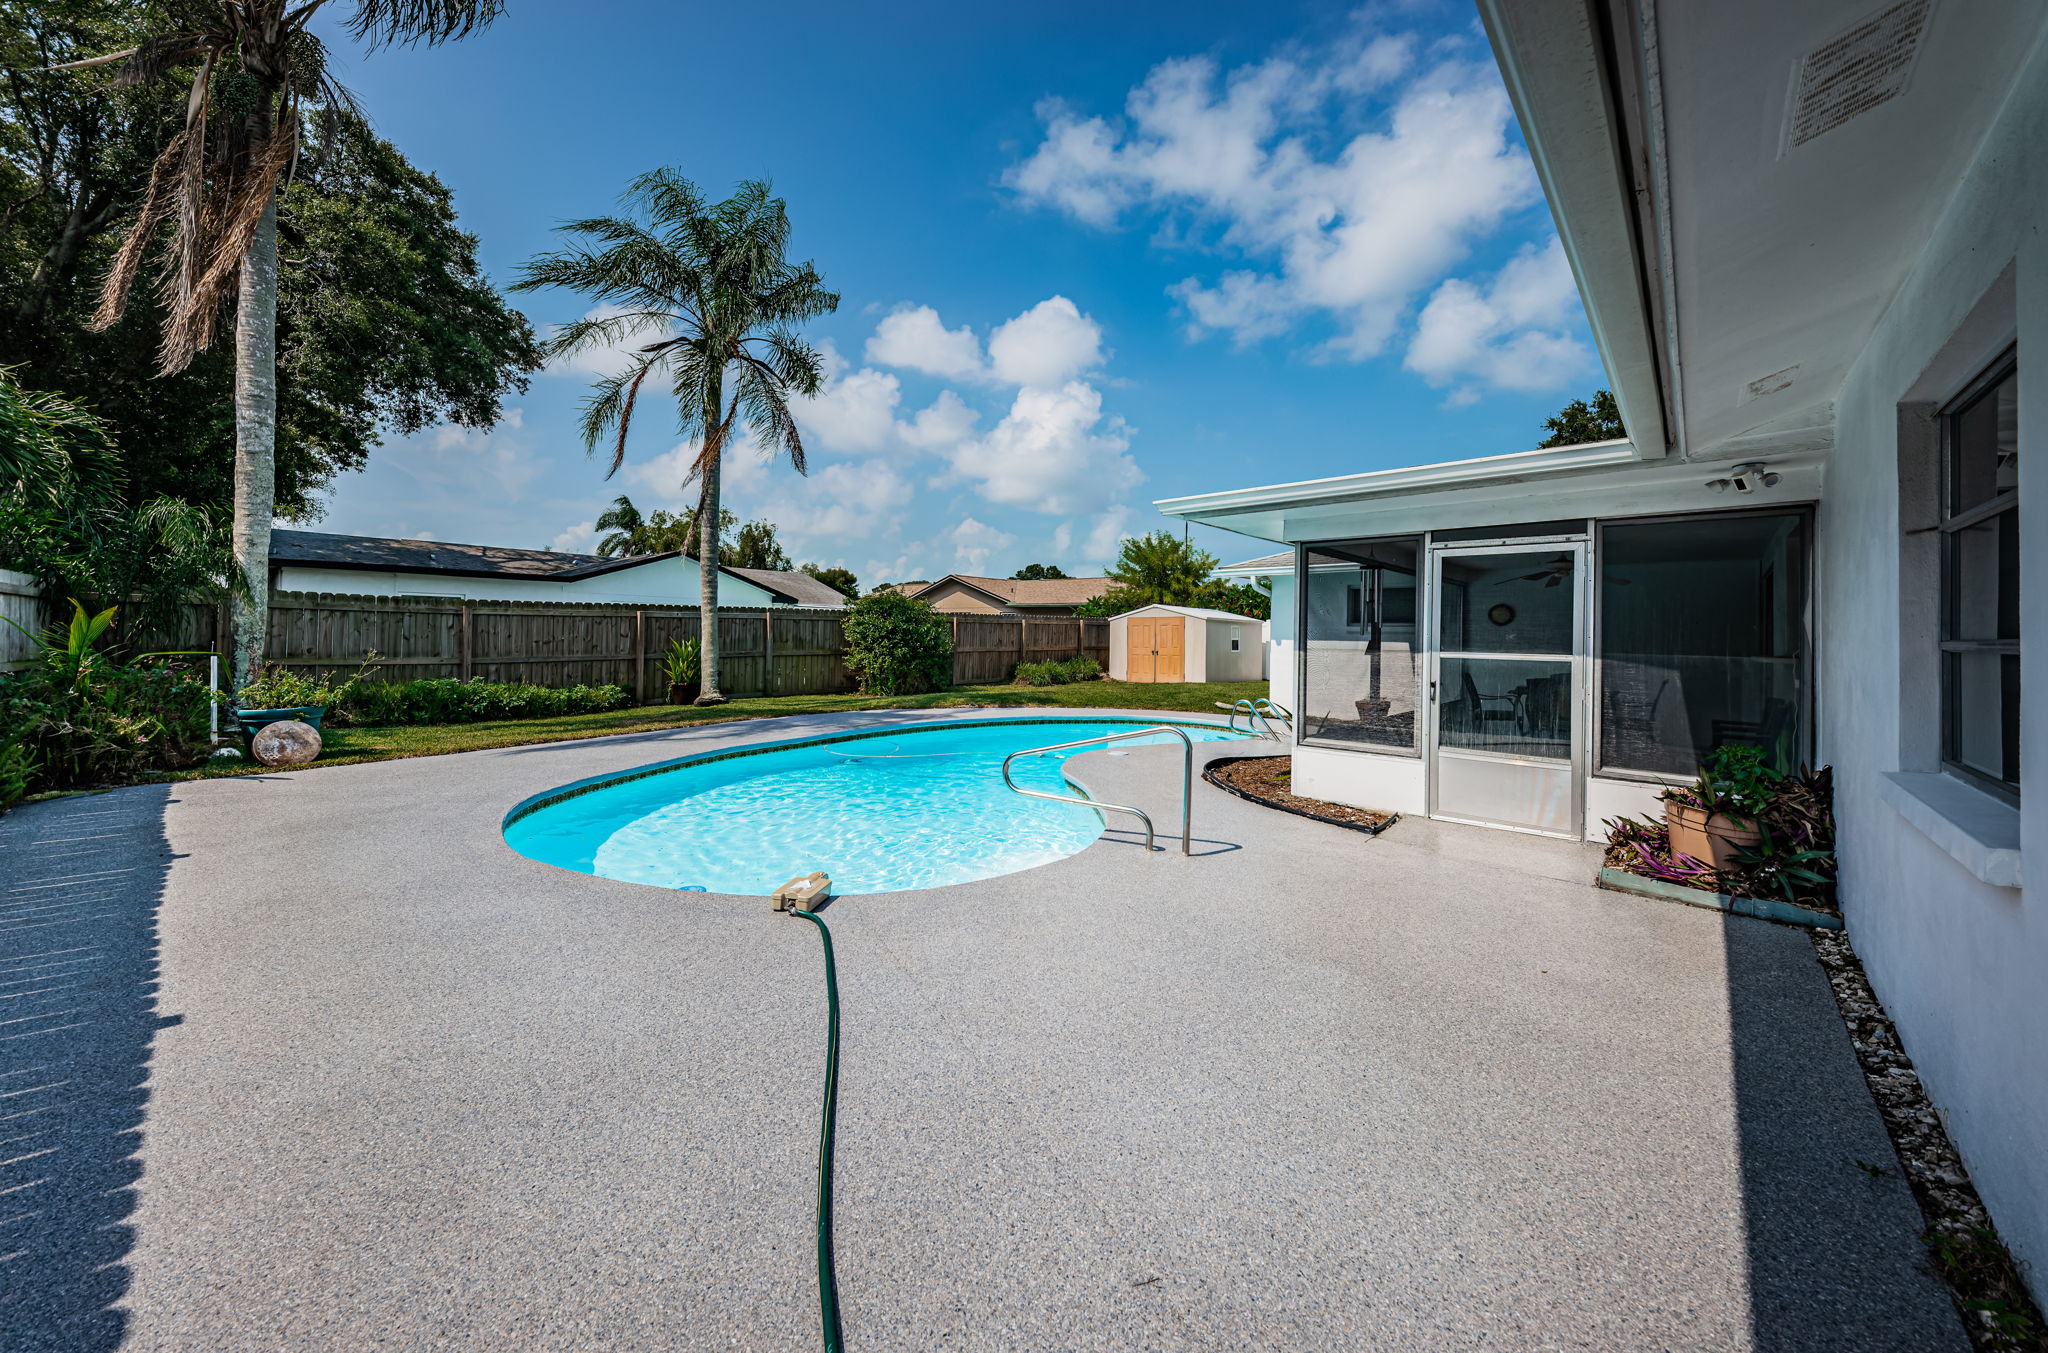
1665, 800, 1762, 871
668, 681, 700, 705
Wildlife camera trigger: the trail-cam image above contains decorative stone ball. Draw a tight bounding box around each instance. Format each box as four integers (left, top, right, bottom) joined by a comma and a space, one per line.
251, 720, 322, 767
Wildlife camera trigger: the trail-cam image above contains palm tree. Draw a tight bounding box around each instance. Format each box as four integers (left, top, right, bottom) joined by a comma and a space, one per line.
514, 172, 837, 705
53, 0, 504, 685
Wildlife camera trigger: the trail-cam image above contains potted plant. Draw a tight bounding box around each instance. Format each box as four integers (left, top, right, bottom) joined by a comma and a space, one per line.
663, 637, 702, 705
1662, 744, 1776, 871
231, 655, 378, 746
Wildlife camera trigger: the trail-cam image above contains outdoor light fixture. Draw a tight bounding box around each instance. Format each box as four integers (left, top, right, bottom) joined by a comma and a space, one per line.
1706, 463, 1781, 494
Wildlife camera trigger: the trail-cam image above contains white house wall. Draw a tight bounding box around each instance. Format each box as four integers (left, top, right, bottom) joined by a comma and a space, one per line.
274, 556, 779, 608
1267, 575, 1297, 710
1815, 30, 2048, 1294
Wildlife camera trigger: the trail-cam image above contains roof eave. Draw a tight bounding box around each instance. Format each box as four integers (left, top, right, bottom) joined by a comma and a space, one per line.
1155, 439, 1639, 521
1475, 0, 1671, 458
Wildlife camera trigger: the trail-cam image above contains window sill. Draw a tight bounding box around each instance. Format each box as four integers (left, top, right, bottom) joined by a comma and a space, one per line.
1879, 772, 2022, 889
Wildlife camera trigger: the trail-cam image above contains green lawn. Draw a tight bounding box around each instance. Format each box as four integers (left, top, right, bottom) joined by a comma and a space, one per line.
172, 679, 1272, 779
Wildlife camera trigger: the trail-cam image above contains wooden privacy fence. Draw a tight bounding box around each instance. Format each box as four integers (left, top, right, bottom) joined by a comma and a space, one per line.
0, 571, 41, 672
131, 592, 1109, 702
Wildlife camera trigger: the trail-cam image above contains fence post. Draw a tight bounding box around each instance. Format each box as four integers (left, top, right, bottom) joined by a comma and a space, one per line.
459, 603, 473, 681
764, 607, 776, 696
634, 609, 646, 703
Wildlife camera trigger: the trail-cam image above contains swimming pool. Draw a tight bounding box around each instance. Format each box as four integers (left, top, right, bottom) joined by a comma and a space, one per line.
502, 717, 1246, 895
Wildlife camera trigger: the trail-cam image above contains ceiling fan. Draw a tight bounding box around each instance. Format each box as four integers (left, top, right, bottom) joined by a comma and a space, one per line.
1512, 552, 1631, 587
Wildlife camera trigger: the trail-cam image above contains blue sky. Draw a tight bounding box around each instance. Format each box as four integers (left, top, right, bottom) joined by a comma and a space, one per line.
309, 0, 1599, 585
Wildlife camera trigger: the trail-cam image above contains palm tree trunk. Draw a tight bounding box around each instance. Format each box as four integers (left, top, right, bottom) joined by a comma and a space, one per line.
694, 449, 726, 705
229, 191, 279, 689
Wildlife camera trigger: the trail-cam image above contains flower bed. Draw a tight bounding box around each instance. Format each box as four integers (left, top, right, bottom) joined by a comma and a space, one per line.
1203, 755, 1395, 834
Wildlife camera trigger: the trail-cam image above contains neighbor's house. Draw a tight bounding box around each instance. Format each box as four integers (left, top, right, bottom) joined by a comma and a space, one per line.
269, 530, 811, 607
893, 573, 1113, 616
1161, 0, 2048, 1296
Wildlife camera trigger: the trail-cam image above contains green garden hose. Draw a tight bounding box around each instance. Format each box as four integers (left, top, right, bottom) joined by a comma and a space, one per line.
786, 905, 845, 1352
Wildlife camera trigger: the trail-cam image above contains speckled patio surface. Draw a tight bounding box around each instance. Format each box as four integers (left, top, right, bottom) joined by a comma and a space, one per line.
0, 707, 1965, 1351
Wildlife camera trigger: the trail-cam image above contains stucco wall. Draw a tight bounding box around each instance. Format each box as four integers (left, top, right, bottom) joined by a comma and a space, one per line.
274, 556, 777, 608
1817, 31, 2048, 1297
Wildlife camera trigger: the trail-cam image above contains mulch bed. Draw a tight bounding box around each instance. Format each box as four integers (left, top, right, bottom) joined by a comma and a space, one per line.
1811, 929, 2045, 1351
1203, 756, 1396, 835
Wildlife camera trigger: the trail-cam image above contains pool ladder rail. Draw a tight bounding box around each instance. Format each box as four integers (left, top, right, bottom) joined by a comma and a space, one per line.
1217, 698, 1293, 741
999, 724, 1195, 856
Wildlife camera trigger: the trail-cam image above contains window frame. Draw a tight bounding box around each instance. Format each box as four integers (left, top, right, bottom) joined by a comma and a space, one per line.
1937, 348, 2020, 802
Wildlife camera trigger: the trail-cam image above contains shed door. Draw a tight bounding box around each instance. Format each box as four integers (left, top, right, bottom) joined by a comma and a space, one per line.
1127, 619, 1156, 682
1155, 617, 1185, 682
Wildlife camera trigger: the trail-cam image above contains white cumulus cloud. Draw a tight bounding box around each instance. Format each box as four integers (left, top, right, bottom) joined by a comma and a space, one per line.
866, 305, 985, 380
948, 517, 1018, 573
1405, 239, 1593, 400
1005, 22, 1579, 381
985, 297, 1104, 387
944, 381, 1142, 516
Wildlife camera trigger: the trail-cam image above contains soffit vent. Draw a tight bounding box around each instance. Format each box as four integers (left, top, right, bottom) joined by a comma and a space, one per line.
1781, 0, 1934, 154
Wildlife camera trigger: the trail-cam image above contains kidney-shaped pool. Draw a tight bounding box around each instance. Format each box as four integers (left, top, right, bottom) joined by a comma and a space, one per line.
502, 717, 1247, 896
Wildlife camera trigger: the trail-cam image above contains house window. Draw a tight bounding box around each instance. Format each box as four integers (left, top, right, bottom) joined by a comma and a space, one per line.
1230, 637, 1242, 651
1940, 353, 2019, 799
1300, 538, 1422, 752
1597, 510, 1810, 776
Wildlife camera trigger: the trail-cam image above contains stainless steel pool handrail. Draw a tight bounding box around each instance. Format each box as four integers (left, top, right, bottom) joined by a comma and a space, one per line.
1217, 698, 1291, 741
1000, 724, 1195, 856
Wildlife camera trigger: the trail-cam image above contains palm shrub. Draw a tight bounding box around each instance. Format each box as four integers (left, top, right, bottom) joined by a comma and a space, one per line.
842, 592, 951, 695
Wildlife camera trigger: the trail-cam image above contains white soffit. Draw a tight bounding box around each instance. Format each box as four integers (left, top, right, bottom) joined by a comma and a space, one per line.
1655, 0, 2045, 458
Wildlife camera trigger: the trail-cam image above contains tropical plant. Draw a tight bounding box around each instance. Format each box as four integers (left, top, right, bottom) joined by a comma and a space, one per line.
1106, 531, 1219, 607
0, 598, 212, 792
841, 591, 950, 696
1012, 563, 1068, 580
1537, 389, 1625, 448
514, 171, 838, 705
593, 494, 699, 557
661, 636, 700, 686
0, 737, 35, 811
801, 564, 857, 599
54, 0, 506, 687
0, 369, 237, 629
1663, 743, 1782, 820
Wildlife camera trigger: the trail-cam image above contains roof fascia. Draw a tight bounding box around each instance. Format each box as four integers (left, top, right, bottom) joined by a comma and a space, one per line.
1476, 0, 1672, 457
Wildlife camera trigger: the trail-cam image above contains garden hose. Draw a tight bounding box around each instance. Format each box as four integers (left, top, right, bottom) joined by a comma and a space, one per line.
783, 904, 845, 1352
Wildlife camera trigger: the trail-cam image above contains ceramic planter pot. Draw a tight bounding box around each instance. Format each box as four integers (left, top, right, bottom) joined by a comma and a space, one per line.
1665, 800, 1761, 871
668, 682, 700, 705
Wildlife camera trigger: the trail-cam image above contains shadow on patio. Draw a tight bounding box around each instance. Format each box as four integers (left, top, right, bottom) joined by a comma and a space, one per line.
0, 785, 178, 1353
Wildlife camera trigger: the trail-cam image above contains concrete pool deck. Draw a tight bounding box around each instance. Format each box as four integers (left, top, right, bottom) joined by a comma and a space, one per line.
1, 706, 1965, 1351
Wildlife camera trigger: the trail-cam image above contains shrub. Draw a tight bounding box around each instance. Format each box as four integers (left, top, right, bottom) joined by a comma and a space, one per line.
337, 677, 631, 726
0, 601, 214, 797
236, 656, 379, 712
1012, 655, 1103, 687
842, 592, 951, 695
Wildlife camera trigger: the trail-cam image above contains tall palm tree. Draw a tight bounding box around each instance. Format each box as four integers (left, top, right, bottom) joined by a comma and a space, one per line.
514, 171, 837, 705
53, 0, 504, 685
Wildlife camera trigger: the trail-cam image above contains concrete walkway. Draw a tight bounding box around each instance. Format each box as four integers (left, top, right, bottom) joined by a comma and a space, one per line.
0, 708, 1964, 1351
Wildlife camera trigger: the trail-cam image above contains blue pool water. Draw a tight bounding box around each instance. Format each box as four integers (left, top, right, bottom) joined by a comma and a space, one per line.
502, 718, 1245, 895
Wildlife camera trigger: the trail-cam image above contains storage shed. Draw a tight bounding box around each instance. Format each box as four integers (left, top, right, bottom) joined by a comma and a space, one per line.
1108, 605, 1264, 684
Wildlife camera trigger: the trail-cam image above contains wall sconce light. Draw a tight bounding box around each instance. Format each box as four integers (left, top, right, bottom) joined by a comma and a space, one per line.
1707, 463, 1780, 494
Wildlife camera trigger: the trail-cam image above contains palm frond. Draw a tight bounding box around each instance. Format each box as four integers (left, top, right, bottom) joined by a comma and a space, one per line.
158, 117, 298, 373
88, 130, 188, 331
345, 0, 506, 48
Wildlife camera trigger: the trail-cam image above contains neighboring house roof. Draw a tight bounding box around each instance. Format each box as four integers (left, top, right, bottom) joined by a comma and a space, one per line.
1217, 551, 1292, 574
269, 529, 758, 588
905, 574, 1113, 608
1113, 604, 1261, 623
725, 567, 850, 607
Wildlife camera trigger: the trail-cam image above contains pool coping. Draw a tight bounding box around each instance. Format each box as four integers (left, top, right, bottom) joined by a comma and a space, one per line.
499, 713, 1239, 832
